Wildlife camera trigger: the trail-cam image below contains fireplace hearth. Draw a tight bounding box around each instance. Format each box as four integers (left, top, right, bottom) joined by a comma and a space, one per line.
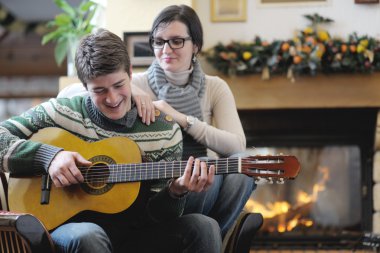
250, 231, 365, 250
239, 108, 376, 249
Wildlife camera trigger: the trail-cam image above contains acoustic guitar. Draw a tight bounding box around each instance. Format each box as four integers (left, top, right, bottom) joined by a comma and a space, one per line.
8, 127, 300, 230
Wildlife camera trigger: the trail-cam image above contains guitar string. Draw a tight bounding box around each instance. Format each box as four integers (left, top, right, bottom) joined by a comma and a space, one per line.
73, 159, 285, 172
74, 159, 282, 173
70, 159, 287, 183
77, 160, 241, 177
74, 157, 285, 172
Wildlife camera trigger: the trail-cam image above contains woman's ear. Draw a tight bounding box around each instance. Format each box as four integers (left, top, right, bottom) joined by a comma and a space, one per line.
193, 45, 199, 55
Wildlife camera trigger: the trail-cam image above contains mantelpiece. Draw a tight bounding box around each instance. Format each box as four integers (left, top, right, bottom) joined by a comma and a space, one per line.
199, 55, 380, 110
221, 72, 380, 110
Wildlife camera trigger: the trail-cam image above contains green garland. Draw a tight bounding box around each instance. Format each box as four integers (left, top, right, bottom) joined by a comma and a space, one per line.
204, 14, 380, 81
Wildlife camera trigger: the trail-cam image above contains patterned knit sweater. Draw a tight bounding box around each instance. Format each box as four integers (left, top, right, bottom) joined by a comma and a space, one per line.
0, 96, 184, 225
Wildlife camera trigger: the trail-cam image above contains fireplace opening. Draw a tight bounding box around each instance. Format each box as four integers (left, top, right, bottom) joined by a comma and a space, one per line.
239, 108, 377, 249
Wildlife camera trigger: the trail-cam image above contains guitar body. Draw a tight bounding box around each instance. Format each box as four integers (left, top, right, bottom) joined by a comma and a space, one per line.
8, 128, 142, 230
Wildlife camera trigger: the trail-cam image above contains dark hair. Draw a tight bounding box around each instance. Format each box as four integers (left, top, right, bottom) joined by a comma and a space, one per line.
75, 28, 131, 87
149, 5, 203, 54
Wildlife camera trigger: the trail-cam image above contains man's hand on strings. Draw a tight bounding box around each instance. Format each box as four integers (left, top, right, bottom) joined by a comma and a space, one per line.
49, 151, 91, 187
169, 156, 215, 197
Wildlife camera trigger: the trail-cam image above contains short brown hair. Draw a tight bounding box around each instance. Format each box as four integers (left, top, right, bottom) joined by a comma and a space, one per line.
75, 29, 131, 87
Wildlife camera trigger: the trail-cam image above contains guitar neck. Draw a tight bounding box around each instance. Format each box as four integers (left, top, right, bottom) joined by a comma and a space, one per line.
105, 158, 240, 183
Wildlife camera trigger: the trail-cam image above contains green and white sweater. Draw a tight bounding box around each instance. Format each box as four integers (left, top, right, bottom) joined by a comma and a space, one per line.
0, 96, 184, 224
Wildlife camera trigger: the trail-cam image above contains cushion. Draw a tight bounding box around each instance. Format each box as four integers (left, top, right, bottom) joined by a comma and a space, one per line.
57, 83, 86, 98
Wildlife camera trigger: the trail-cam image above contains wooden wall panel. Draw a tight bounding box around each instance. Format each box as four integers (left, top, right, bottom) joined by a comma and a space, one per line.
0, 33, 66, 76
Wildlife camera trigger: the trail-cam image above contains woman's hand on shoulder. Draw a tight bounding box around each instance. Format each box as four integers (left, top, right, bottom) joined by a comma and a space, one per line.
153, 100, 187, 128
132, 85, 155, 125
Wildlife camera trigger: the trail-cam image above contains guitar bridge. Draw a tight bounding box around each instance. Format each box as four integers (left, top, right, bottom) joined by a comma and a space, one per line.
40, 174, 51, 205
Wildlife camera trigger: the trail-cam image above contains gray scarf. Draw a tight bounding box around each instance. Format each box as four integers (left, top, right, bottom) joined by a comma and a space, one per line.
147, 60, 205, 120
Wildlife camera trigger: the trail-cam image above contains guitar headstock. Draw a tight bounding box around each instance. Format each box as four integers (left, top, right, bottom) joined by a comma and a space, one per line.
241, 155, 300, 183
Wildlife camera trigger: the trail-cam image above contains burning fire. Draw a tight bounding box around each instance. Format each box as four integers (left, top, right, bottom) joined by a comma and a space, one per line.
245, 166, 330, 232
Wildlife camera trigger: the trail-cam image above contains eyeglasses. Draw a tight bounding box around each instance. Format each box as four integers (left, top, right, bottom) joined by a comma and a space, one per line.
151, 37, 192, 49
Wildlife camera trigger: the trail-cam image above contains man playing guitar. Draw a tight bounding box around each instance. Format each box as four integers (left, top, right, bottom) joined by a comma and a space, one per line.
1, 29, 218, 253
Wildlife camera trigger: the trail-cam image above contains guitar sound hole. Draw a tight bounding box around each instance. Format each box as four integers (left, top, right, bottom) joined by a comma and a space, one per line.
85, 163, 110, 188
81, 159, 114, 195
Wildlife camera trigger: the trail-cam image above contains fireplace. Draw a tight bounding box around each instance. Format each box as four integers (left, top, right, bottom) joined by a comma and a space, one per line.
240, 108, 376, 249
210, 71, 380, 250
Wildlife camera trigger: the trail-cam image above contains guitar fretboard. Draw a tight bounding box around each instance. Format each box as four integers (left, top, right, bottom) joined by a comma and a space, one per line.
104, 157, 241, 183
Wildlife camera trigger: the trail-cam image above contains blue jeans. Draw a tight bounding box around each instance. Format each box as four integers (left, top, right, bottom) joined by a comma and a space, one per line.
51, 222, 112, 253
51, 214, 222, 253
184, 174, 256, 237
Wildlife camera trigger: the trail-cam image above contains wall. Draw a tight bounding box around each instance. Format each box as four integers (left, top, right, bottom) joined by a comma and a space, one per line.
105, 0, 380, 50
105, 0, 192, 39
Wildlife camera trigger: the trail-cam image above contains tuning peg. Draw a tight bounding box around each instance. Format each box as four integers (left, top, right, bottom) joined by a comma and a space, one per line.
276, 178, 285, 184
267, 177, 274, 184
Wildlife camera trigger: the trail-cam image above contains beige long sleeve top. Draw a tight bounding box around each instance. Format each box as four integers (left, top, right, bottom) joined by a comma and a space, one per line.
132, 72, 246, 158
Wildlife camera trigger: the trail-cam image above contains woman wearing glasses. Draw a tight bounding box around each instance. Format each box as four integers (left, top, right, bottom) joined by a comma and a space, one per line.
132, 4, 256, 240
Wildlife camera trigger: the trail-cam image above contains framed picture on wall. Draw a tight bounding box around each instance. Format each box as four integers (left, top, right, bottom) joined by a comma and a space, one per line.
261, 0, 327, 3
123, 32, 154, 67
210, 0, 247, 22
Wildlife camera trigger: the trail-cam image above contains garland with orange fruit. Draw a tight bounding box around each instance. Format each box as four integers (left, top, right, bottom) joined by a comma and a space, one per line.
205, 14, 380, 81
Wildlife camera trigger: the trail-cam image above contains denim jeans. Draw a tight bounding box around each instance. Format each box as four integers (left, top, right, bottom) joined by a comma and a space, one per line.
184, 174, 256, 237
51, 214, 222, 253
51, 222, 112, 253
